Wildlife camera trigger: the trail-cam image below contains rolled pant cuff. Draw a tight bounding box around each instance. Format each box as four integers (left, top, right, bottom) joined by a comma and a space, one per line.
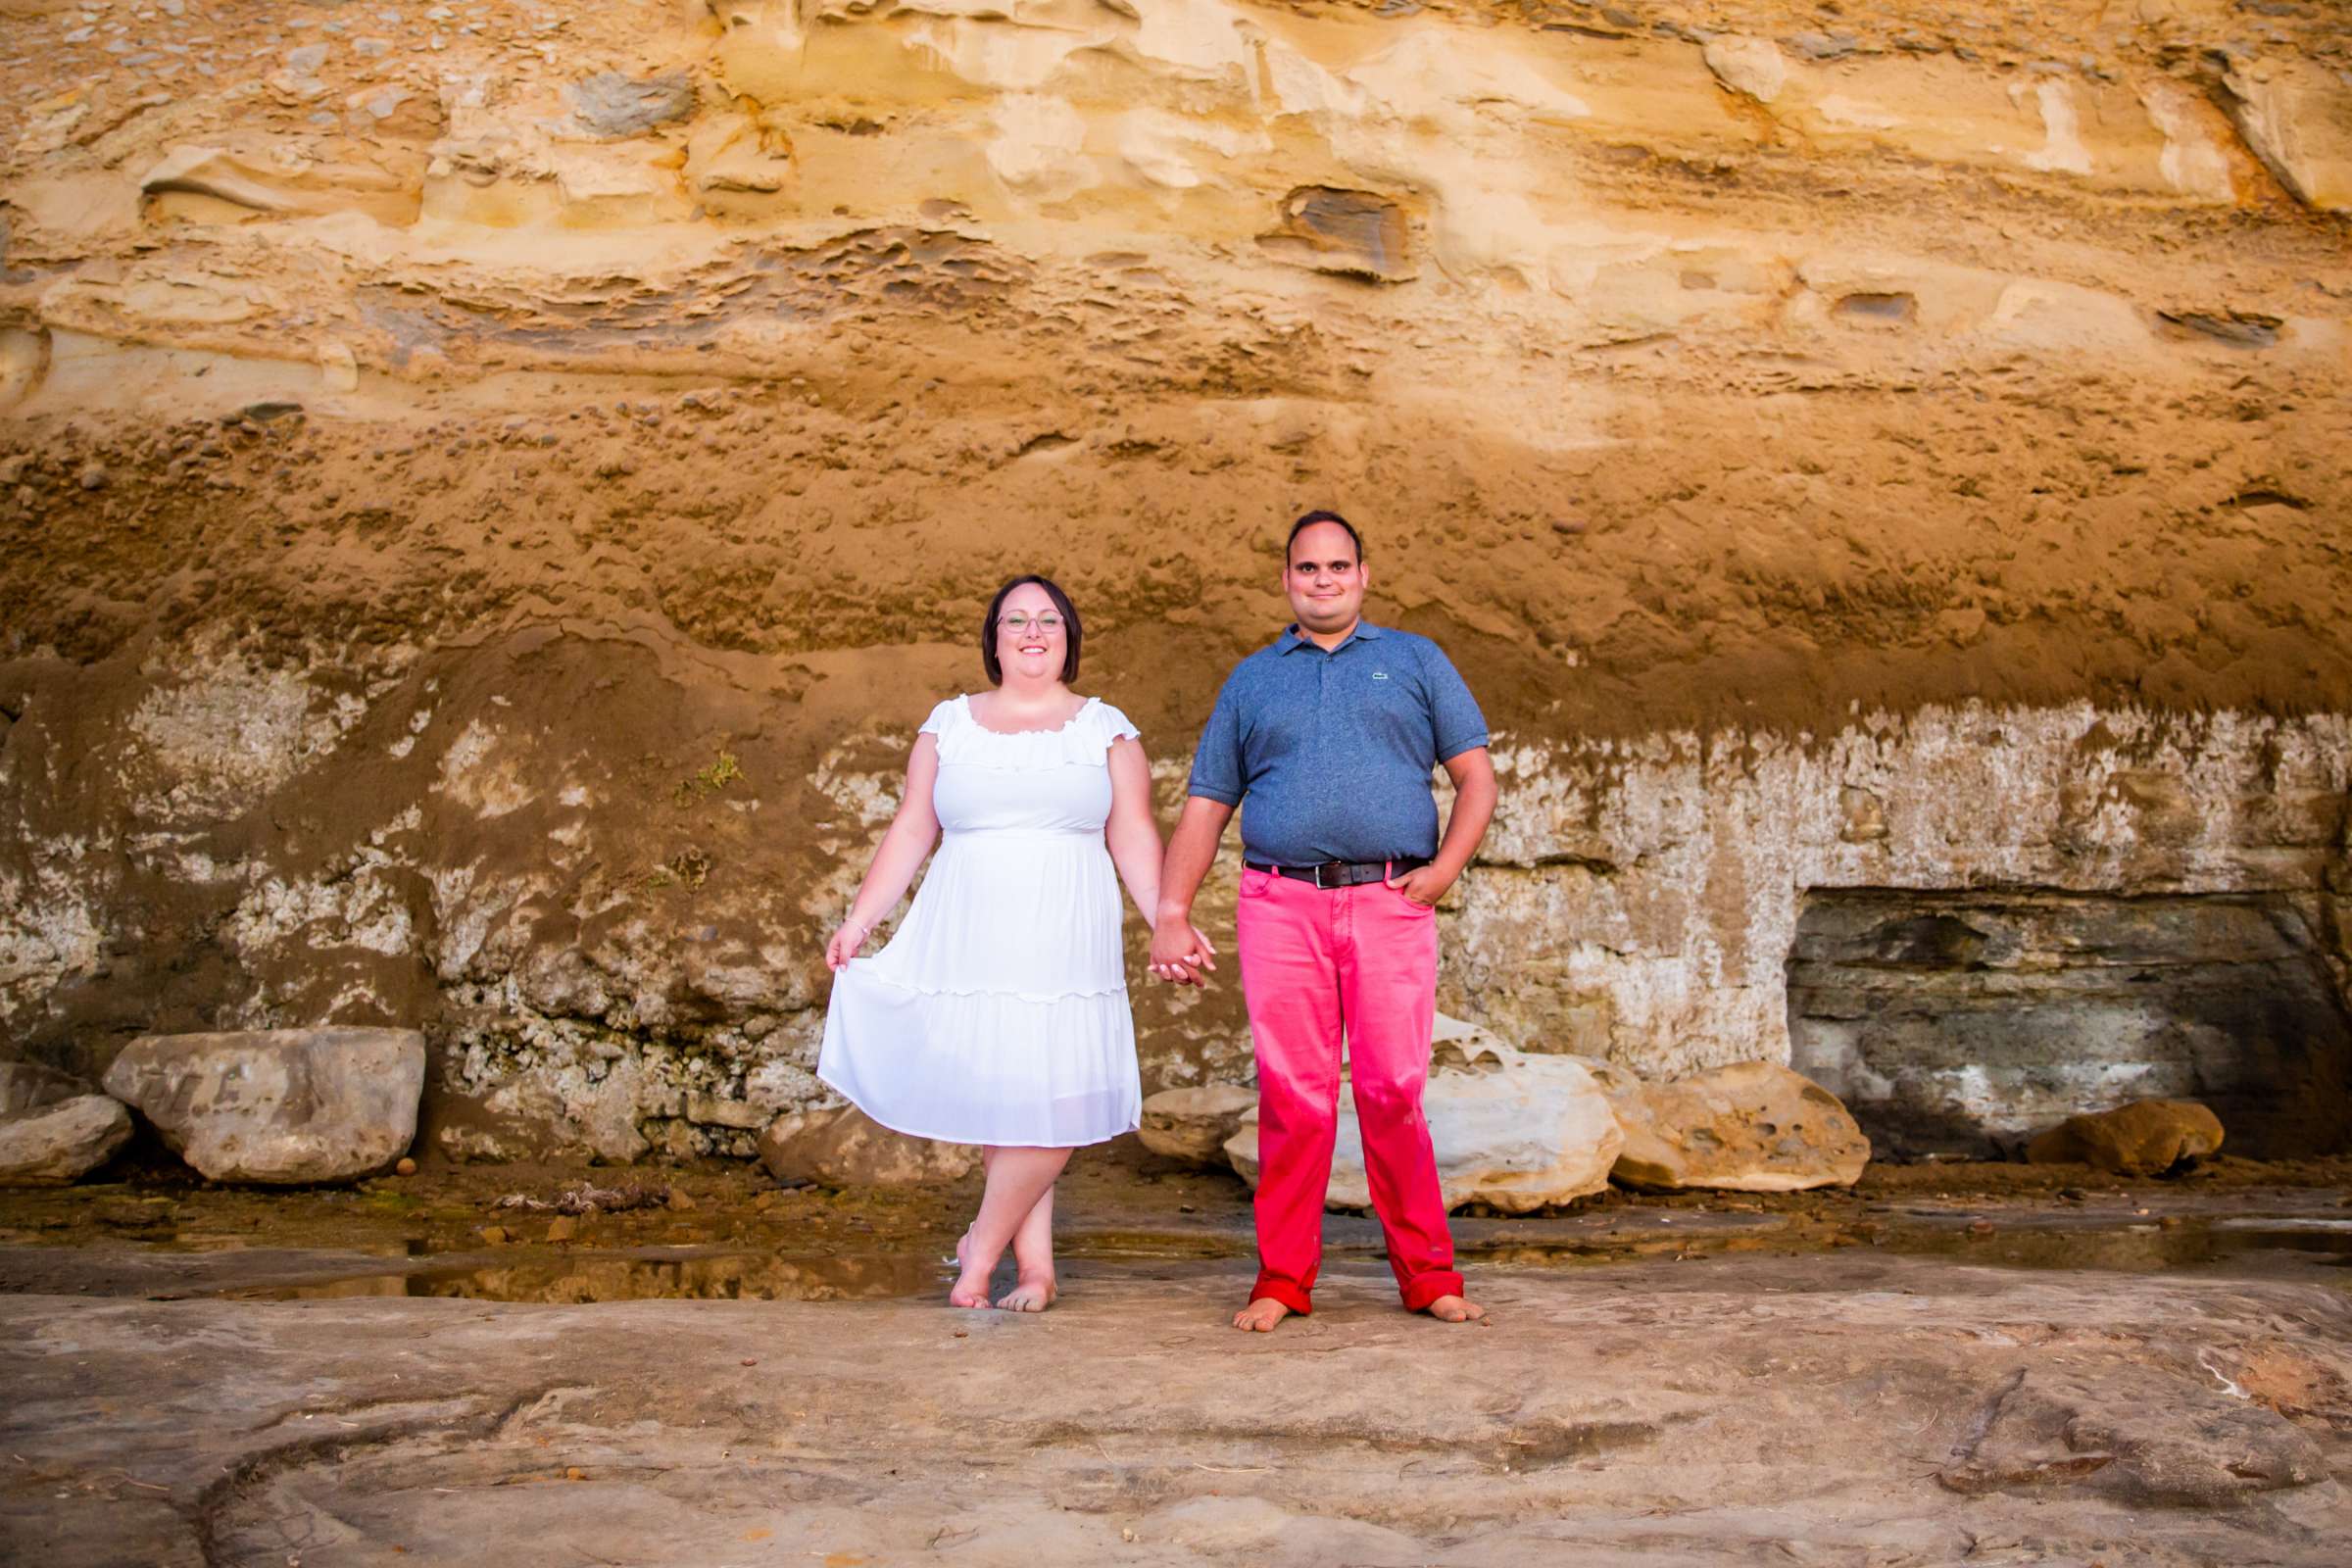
1401, 1270, 1466, 1313
1250, 1277, 1315, 1316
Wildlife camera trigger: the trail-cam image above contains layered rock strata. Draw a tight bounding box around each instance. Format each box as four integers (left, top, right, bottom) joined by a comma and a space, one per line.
1, 0, 2347, 1159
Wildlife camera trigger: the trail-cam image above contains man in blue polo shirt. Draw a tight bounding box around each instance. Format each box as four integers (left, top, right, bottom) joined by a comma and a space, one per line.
1151, 511, 1497, 1331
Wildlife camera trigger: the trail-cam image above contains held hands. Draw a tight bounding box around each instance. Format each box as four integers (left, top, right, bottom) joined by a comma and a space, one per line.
823, 919, 871, 972
1148, 917, 1219, 987
1387, 863, 1455, 907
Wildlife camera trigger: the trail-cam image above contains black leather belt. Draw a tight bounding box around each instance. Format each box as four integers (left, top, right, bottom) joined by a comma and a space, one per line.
1244, 857, 1428, 890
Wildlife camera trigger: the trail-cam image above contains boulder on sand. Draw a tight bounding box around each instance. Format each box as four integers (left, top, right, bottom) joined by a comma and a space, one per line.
0, 1094, 133, 1185
2026, 1099, 2224, 1176
1609, 1060, 1871, 1192
758, 1103, 979, 1187
103, 1028, 424, 1185
1223, 1032, 1622, 1214
1139, 1084, 1256, 1165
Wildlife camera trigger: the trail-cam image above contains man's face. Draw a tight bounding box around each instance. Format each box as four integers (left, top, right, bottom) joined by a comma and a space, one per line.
1285, 521, 1368, 636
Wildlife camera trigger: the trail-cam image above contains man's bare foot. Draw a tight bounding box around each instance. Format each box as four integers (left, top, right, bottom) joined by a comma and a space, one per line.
995, 1268, 1056, 1312
948, 1229, 994, 1309
1421, 1293, 1486, 1323
1232, 1298, 1294, 1332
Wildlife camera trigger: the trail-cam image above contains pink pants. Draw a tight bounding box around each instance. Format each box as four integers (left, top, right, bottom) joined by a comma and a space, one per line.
1234, 865, 1463, 1314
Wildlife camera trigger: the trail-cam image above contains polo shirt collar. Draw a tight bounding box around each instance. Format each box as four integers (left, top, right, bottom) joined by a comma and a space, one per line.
1279, 620, 1384, 655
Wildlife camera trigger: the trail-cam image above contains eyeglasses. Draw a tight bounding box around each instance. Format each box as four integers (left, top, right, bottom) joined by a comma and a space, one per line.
999, 612, 1066, 635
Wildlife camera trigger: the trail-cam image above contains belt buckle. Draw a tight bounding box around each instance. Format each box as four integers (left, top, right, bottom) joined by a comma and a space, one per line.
1312, 861, 1328, 890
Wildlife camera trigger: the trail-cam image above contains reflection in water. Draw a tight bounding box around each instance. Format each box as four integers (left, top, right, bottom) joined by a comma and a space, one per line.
1462, 1217, 2352, 1274
228, 1216, 2352, 1303
246, 1249, 942, 1303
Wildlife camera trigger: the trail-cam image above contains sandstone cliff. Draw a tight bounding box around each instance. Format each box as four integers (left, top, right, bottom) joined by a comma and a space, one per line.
2, 0, 2347, 1159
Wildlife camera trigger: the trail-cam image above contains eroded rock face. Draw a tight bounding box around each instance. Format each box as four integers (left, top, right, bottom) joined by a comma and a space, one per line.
0, 1, 2348, 1164
2027, 1100, 2226, 1177
0, 1095, 131, 1185
1609, 1061, 1870, 1192
757, 1104, 978, 1188
103, 1029, 424, 1185
1788, 892, 2352, 1160
1223, 1039, 1622, 1214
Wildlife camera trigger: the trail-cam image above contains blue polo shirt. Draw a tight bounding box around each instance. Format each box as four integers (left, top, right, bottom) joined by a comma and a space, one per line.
1186, 621, 1490, 865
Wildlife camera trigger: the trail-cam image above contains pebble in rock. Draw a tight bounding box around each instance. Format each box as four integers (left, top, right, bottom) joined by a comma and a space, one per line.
78, 465, 108, 490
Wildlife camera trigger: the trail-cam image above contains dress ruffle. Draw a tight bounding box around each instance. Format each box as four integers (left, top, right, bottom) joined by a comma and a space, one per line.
922, 696, 1140, 770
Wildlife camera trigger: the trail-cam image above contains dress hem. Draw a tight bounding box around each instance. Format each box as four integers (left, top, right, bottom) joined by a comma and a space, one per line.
816, 1069, 1140, 1150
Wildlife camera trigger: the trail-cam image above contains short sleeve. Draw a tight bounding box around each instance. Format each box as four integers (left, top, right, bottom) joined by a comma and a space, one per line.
1419, 643, 1489, 761
1094, 701, 1141, 746
1185, 674, 1247, 805
916, 698, 960, 739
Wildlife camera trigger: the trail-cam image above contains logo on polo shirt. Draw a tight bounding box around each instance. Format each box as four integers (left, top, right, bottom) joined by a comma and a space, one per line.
1371, 671, 1390, 681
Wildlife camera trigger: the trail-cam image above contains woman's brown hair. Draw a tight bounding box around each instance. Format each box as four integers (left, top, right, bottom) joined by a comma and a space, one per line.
980, 574, 1083, 685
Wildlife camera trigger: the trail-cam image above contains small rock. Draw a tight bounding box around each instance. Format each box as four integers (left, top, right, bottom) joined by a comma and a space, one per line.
77, 464, 108, 491
666, 1185, 696, 1211
284, 43, 328, 74
1138, 1084, 1255, 1166
2027, 1100, 2224, 1176
757, 1104, 978, 1188
1786, 30, 1861, 62
0, 1095, 133, 1186
1837, 786, 1888, 844
1257, 186, 1416, 283
1968, 1217, 1996, 1238
546, 1216, 577, 1243
1702, 35, 1788, 103
103, 1028, 425, 1185
478, 1225, 508, 1245
684, 1094, 766, 1132
1609, 1061, 1871, 1192
566, 71, 694, 138
394, 1156, 416, 1177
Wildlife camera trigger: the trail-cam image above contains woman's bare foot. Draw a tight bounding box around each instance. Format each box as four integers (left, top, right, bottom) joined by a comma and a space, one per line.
948, 1228, 995, 1309
1421, 1293, 1486, 1323
995, 1267, 1057, 1312
1232, 1298, 1294, 1332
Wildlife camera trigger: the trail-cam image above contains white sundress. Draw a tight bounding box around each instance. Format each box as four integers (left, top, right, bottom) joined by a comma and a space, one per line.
816, 694, 1145, 1148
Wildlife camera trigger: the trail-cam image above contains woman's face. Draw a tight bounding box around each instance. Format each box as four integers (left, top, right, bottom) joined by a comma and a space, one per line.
995, 583, 1067, 684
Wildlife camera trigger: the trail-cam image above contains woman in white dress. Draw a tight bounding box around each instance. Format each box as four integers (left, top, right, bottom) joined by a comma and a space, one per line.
819, 574, 1214, 1311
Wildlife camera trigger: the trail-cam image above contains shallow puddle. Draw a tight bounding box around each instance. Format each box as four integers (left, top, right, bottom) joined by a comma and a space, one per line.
233, 1247, 946, 1303
219, 1213, 2352, 1304
1812, 1214, 2352, 1273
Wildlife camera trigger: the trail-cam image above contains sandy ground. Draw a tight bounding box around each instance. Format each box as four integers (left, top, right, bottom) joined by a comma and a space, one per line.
4, 1152, 2350, 1565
